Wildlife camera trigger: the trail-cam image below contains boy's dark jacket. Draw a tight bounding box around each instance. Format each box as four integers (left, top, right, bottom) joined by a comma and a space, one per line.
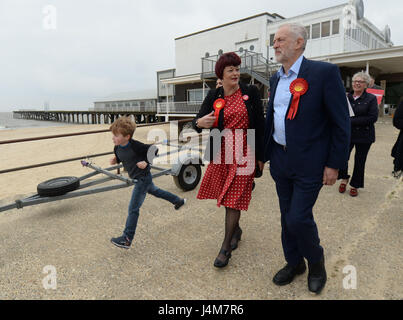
191, 82, 265, 162
113, 139, 158, 166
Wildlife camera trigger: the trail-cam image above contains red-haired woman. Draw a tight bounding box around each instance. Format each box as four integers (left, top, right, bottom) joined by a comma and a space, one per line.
192, 52, 265, 268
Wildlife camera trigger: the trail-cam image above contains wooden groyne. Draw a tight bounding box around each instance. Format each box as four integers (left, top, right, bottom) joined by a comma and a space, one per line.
12, 110, 163, 125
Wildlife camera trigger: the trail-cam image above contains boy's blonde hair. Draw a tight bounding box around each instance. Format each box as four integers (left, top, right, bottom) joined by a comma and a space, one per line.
110, 117, 136, 139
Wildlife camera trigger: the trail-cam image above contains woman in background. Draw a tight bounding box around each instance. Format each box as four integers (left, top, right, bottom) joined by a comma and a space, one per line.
338, 71, 378, 197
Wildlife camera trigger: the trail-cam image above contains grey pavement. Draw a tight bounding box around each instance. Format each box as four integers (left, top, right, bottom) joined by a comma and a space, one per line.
0, 118, 401, 300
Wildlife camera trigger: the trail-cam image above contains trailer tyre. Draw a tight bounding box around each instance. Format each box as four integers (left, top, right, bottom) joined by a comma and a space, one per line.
173, 164, 202, 191
37, 176, 80, 197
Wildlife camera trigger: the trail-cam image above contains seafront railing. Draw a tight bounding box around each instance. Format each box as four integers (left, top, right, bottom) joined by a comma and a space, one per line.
0, 119, 194, 175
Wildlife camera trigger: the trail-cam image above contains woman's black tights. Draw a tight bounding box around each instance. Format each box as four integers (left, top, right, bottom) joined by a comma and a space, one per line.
217, 207, 241, 262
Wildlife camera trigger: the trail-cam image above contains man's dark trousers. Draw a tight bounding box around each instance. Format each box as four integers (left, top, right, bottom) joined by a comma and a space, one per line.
269, 142, 324, 266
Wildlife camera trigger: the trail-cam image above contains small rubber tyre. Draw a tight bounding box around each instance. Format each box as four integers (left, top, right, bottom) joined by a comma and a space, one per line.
173, 163, 202, 191
37, 176, 80, 197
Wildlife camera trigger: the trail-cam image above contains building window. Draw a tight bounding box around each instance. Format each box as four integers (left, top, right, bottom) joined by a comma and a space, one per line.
352, 28, 362, 42
332, 19, 339, 35
312, 23, 320, 39
363, 32, 370, 47
346, 76, 351, 89
321, 21, 330, 37
270, 33, 275, 46
305, 25, 311, 39
249, 45, 254, 51
187, 88, 208, 103
125, 102, 130, 107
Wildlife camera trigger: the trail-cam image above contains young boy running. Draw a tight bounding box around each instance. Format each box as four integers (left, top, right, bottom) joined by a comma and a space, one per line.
109, 117, 186, 249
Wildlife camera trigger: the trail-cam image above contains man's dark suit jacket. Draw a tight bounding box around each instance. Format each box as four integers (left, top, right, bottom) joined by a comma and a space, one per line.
263, 57, 351, 176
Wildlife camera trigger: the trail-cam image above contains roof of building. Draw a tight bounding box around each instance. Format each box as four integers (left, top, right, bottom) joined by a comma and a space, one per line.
313, 45, 403, 74
175, 12, 285, 41
266, 2, 348, 27
94, 89, 157, 103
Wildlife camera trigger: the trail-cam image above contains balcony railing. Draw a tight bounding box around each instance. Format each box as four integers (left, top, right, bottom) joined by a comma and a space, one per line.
202, 50, 278, 87
157, 102, 202, 114
158, 100, 269, 115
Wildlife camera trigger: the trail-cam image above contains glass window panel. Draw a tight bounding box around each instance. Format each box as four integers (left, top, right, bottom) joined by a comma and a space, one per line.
321, 21, 330, 37
312, 23, 320, 39
305, 26, 311, 39
270, 34, 275, 46
332, 19, 339, 35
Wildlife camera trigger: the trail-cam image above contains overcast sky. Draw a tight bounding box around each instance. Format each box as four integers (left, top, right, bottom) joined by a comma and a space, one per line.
1, 0, 402, 112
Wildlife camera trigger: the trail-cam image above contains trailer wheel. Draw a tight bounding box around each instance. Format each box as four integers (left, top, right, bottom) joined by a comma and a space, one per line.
173, 164, 202, 191
37, 176, 80, 197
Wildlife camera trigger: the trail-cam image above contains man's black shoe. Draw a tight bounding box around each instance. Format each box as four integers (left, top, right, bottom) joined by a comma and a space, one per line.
273, 260, 306, 286
308, 256, 327, 294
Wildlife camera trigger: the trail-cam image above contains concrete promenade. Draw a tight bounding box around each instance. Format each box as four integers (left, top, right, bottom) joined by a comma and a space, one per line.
0, 118, 401, 300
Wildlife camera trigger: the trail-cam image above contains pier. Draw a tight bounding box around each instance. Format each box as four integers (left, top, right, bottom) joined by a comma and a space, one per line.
12, 110, 163, 125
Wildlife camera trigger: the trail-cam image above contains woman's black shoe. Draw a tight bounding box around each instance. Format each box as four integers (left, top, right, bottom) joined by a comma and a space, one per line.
213, 248, 232, 268
230, 228, 243, 250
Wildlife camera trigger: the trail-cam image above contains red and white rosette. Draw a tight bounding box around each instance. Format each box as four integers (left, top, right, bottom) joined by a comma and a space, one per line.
213, 98, 225, 127
287, 78, 308, 120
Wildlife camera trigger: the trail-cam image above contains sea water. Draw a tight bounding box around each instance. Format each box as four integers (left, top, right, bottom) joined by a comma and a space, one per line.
0, 112, 74, 130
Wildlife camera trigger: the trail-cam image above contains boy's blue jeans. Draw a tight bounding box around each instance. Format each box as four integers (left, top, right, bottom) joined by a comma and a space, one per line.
123, 171, 181, 241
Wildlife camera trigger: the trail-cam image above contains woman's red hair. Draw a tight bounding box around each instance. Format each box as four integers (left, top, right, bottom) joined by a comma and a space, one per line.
215, 52, 241, 80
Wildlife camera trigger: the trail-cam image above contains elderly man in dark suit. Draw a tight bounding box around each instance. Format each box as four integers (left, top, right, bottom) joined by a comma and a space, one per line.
263, 23, 350, 294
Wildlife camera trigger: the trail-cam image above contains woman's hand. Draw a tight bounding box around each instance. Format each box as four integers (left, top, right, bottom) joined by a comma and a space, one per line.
136, 161, 148, 169
110, 157, 117, 165
196, 111, 216, 129
257, 160, 264, 172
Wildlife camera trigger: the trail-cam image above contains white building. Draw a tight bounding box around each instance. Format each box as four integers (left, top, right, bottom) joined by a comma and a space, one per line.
174, 12, 283, 78
93, 89, 157, 112
158, 0, 402, 120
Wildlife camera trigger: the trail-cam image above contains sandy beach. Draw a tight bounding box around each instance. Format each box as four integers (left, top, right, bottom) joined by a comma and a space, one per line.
0, 119, 401, 300
0, 123, 174, 202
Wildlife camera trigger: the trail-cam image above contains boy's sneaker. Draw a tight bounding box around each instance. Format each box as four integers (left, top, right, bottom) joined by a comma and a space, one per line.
174, 198, 187, 210
111, 235, 132, 249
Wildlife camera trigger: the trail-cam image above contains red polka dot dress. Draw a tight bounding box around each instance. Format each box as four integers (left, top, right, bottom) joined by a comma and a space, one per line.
197, 88, 256, 211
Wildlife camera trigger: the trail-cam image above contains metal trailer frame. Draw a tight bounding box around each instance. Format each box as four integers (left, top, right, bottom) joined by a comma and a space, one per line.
0, 140, 205, 213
